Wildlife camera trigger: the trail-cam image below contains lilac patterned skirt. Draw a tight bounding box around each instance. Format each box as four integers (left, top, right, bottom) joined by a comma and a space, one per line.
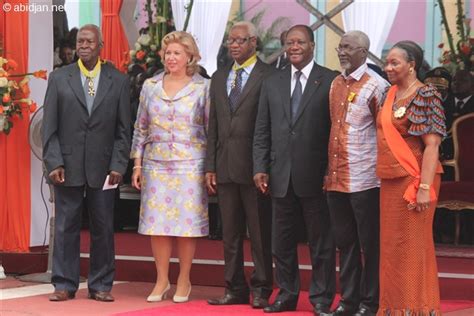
138, 158, 209, 237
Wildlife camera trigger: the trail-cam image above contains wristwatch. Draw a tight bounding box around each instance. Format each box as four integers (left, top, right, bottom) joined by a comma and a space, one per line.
419, 183, 430, 190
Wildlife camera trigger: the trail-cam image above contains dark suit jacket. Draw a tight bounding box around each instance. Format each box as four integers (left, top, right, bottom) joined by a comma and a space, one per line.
444, 94, 474, 130
206, 58, 274, 184
253, 62, 337, 198
42, 62, 131, 188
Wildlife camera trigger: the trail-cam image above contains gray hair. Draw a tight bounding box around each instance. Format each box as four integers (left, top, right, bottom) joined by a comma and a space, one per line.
78, 24, 104, 48
343, 30, 370, 50
231, 21, 258, 38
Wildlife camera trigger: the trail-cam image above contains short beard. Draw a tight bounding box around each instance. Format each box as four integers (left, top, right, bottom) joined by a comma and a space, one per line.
340, 62, 352, 71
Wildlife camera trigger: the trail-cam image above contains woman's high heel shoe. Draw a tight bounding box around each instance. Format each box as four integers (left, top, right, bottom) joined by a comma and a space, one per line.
147, 282, 170, 302
173, 284, 192, 303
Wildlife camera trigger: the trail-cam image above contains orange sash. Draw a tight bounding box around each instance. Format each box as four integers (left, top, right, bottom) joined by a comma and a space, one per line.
381, 86, 437, 204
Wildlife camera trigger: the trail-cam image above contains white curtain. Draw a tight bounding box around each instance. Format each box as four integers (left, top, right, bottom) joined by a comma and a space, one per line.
341, 0, 400, 61
29, 0, 54, 247
121, 0, 139, 48
171, 0, 232, 75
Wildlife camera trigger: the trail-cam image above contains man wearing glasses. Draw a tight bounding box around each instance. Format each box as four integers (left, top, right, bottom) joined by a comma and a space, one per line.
253, 25, 336, 315
206, 21, 273, 309
326, 31, 388, 316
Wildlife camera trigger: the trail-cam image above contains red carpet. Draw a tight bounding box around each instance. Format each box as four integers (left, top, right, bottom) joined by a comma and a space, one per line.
114, 292, 474, 316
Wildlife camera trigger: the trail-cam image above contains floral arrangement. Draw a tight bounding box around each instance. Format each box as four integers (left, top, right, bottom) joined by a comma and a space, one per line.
127, 0, 195, 71
437, 0, 473, 74
129, 32, 162, 70
0, 57, 47, 135
128, 0, 173, 70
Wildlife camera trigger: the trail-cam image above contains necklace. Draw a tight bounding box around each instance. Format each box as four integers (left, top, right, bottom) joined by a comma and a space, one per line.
393, 79, 418, 119
396, 79, 418, 102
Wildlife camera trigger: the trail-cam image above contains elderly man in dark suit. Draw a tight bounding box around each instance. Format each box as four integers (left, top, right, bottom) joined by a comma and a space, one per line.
253, 25, 336, 315
42, 24, 131, 302
206, 21, 274, 309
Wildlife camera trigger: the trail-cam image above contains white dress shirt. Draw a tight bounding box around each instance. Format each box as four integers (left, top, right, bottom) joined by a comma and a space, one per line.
291, 61, 314, 96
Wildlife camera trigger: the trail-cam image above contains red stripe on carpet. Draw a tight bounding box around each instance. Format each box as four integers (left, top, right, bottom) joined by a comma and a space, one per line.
113, 292, 474, 316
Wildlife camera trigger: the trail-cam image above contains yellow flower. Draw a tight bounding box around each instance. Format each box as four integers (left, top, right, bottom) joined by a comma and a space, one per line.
184, 200, 194, 211
147, 197, 157, 209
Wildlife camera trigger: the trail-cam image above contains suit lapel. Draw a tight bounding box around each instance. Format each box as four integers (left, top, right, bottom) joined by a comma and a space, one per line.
68, 64, 87, 111
233, 59, 265, 112
90, 64, 112, 115
293, 62, 322, 125
279, 67, 292, 124
219, 64, 233, 119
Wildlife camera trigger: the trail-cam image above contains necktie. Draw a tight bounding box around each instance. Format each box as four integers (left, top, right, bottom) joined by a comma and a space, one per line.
229, 69, 243, 113
291, 71, 303, 122
456, 100, 464, 112
83, 77, 95, 115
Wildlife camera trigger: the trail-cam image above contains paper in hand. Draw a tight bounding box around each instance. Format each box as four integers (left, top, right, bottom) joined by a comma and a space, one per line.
102, 175, 119, 190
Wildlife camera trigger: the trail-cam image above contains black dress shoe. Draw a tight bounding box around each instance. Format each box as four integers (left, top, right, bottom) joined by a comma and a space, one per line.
354, 306, 376, 316
252, 296, 269, 309
263, 300, 297, 313
332, 305, 357, 316
314, 303, 332, 316
207, 294, 248, 305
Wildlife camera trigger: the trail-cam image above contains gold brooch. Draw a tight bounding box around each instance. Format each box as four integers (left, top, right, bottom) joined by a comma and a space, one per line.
394, 106, 407, 119
347, 92, 356, 102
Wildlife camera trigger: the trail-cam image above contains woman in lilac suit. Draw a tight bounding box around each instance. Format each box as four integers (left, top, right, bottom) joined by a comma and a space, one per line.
131, 31, 209, 303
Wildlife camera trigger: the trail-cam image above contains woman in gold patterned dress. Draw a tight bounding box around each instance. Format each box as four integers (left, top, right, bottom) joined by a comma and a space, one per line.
130, 31, 209, 303
376, 41, 446, 315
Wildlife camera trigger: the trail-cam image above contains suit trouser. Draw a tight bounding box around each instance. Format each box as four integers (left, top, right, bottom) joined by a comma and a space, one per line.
272, 180, 336, 307
217, 183, 273, 298
52, 185, 116, 293
327, 188, 380, 312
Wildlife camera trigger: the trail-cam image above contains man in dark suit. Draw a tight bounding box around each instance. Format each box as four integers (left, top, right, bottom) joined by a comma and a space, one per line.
253, 25, 336, 315
445, 69, 474, 130
42, 24, 131, 302
440, 70, 474, 163
206, 21, 273, 309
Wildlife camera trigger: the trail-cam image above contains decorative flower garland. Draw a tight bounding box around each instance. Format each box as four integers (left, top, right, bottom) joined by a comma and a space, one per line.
437, 0, 473, 74
126, 0, 194, 72
0, 57, 47, 135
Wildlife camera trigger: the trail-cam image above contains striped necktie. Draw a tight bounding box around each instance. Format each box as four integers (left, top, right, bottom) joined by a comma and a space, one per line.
228, 69, 243, 113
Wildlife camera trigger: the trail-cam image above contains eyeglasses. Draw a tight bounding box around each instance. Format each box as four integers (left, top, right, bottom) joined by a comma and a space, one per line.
226, 37, 254, 45
335, 46, 364, 53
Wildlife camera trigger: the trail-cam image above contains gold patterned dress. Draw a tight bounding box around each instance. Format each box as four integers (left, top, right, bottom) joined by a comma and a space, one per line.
131, 72, 210, 237
376, 85, 446, 315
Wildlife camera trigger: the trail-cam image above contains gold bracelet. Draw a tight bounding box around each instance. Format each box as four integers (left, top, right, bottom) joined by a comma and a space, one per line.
132, 166, 142, 170
419, 183, 430, 190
